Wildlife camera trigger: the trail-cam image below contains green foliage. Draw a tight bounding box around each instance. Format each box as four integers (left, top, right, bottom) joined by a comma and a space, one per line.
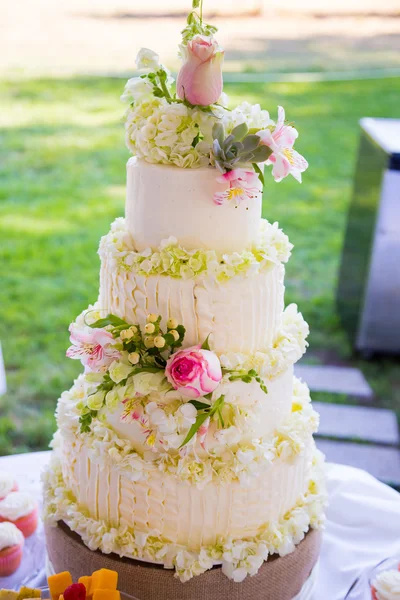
212, 121, 272, 173
180, 394, 225, 447
1, 76, 400, 454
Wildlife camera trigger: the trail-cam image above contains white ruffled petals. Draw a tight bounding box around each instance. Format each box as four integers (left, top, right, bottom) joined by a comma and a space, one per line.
98, 217, 293, 282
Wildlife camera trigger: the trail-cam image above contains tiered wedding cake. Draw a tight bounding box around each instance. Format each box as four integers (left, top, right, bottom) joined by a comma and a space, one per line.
43, 3, 327, 597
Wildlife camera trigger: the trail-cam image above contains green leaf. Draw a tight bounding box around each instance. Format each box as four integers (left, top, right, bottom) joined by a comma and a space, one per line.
241, 135, 262, 153
189, 399, 212, 410
253, 163, 265, 186
130, 366, 162, 375
163, 332, 175, 346
192, 0, 200, 7
89, 314, 128, 329
231, 122, 249, 142
212, 122, 225, 146
256, 376, 268, 395
209, 394, 225, 417
179, 411, 210, 448
252, 145, 273, 163
217, 406, 225, 428
201, 334, 211, 350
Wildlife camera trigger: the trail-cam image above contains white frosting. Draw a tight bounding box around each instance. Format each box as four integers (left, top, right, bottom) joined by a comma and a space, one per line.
99, 257, 284, 354
43, 450, 327, 582
374, 570, 400, 600
125, 158, 262, 253
0, 492, 36, 521
107, 366, 294, 454
0, 471, 15, 498
59, 434, 314, 550
0, 522, 24, 551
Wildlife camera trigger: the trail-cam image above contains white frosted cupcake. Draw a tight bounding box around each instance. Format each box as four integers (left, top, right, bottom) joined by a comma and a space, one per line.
0, 521, 24, 576
0, 491, 38, 538
372, 567, 400, 599
0, 470, 18, 500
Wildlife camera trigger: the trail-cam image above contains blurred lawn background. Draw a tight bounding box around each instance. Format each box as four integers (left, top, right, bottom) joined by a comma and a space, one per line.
1, 75, 400, 454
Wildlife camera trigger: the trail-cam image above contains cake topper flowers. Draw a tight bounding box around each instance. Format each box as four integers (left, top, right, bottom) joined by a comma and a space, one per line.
121, 0, 308, 202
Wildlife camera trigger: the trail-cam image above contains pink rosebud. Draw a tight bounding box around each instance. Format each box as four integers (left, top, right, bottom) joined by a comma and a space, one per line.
165, 346, 222, 399
177, 35, 224, 106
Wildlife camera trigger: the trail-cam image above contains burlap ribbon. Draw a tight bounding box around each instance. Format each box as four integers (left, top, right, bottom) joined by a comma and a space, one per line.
45, 522, 322, 600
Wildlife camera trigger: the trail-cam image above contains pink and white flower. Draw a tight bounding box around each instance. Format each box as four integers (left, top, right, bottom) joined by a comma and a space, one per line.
177, 35, 224, 106
257, 106, 308, 183
214, 168, 260, 207
165, 346, 222, 399
66, 324, 120, 371
198, 416, 210, 450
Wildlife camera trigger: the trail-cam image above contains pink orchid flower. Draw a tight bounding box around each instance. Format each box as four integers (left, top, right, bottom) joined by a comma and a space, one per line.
177, 35, 224, 106
257, 106, 308, 183
213, 168, 260, 207
165, 345, 222, 399
66, 324, 120, 371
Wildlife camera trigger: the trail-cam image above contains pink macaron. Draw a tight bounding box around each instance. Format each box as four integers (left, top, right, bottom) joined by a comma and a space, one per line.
0, 491, 38, 538
0, 470, 18, 501
0, 521, 24, 576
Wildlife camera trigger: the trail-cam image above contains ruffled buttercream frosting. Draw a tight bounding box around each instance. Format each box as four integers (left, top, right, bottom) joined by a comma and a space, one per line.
0, 521, 24, 550
0, 471, 15, 499
0, 491, 36, 521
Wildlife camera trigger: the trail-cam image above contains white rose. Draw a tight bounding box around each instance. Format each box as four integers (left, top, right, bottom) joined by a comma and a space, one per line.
121, 77, 154, 104
135, 48, 160, 72
87, 391, 105, 410
105, 389, 120, 410
109, 360, 132, 384
132, 371, 167, 396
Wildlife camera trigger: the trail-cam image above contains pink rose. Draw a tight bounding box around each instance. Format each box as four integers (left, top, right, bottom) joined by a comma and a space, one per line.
66, 324, 120, 371
165, 346, 222, 398
177, 35, 224, 106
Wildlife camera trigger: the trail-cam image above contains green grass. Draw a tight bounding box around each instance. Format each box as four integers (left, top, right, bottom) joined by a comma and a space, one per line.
1, 76, 400, 455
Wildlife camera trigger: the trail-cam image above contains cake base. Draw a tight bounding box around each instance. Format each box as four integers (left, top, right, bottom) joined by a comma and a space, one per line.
45, 522, 322, 600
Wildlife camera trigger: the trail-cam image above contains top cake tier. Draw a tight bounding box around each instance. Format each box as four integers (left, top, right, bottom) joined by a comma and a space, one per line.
125, 158, 263, 254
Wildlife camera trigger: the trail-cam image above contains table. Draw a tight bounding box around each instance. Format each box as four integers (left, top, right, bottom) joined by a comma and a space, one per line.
1, 452, 400, 599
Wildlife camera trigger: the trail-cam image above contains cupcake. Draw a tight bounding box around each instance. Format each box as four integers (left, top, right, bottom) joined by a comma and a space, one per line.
0, 471, 18, 501
0, 492, 38, 538
0, 521, 24, 576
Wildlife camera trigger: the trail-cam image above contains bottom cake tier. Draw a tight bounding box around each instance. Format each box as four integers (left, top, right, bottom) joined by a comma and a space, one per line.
45, 521, 322, 600
43, 447, 326, 585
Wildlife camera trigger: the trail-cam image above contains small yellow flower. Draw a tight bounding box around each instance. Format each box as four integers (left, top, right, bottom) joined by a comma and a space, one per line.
154, 336, 166, 349
167, 318, 178, 329
144, 337, 155, 349
128, 351, 140, 364
147, 314, 158, 323
169, 329, 180, 342
145, 323, 155, 334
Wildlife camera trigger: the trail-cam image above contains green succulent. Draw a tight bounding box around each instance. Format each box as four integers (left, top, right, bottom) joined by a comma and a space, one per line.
211, 122, 272, 177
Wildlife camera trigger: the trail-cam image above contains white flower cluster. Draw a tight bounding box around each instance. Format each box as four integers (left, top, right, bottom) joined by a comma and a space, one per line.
55, 373, 317, 488
42, 450, 327, 582
222, 101, 273, 133
125, 98, 212, 169
98, 217, 293, 282
220, 303, 309, 380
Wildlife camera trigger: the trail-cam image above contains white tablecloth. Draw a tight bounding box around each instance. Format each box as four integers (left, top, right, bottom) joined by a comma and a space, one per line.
0, 452, 400, 599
